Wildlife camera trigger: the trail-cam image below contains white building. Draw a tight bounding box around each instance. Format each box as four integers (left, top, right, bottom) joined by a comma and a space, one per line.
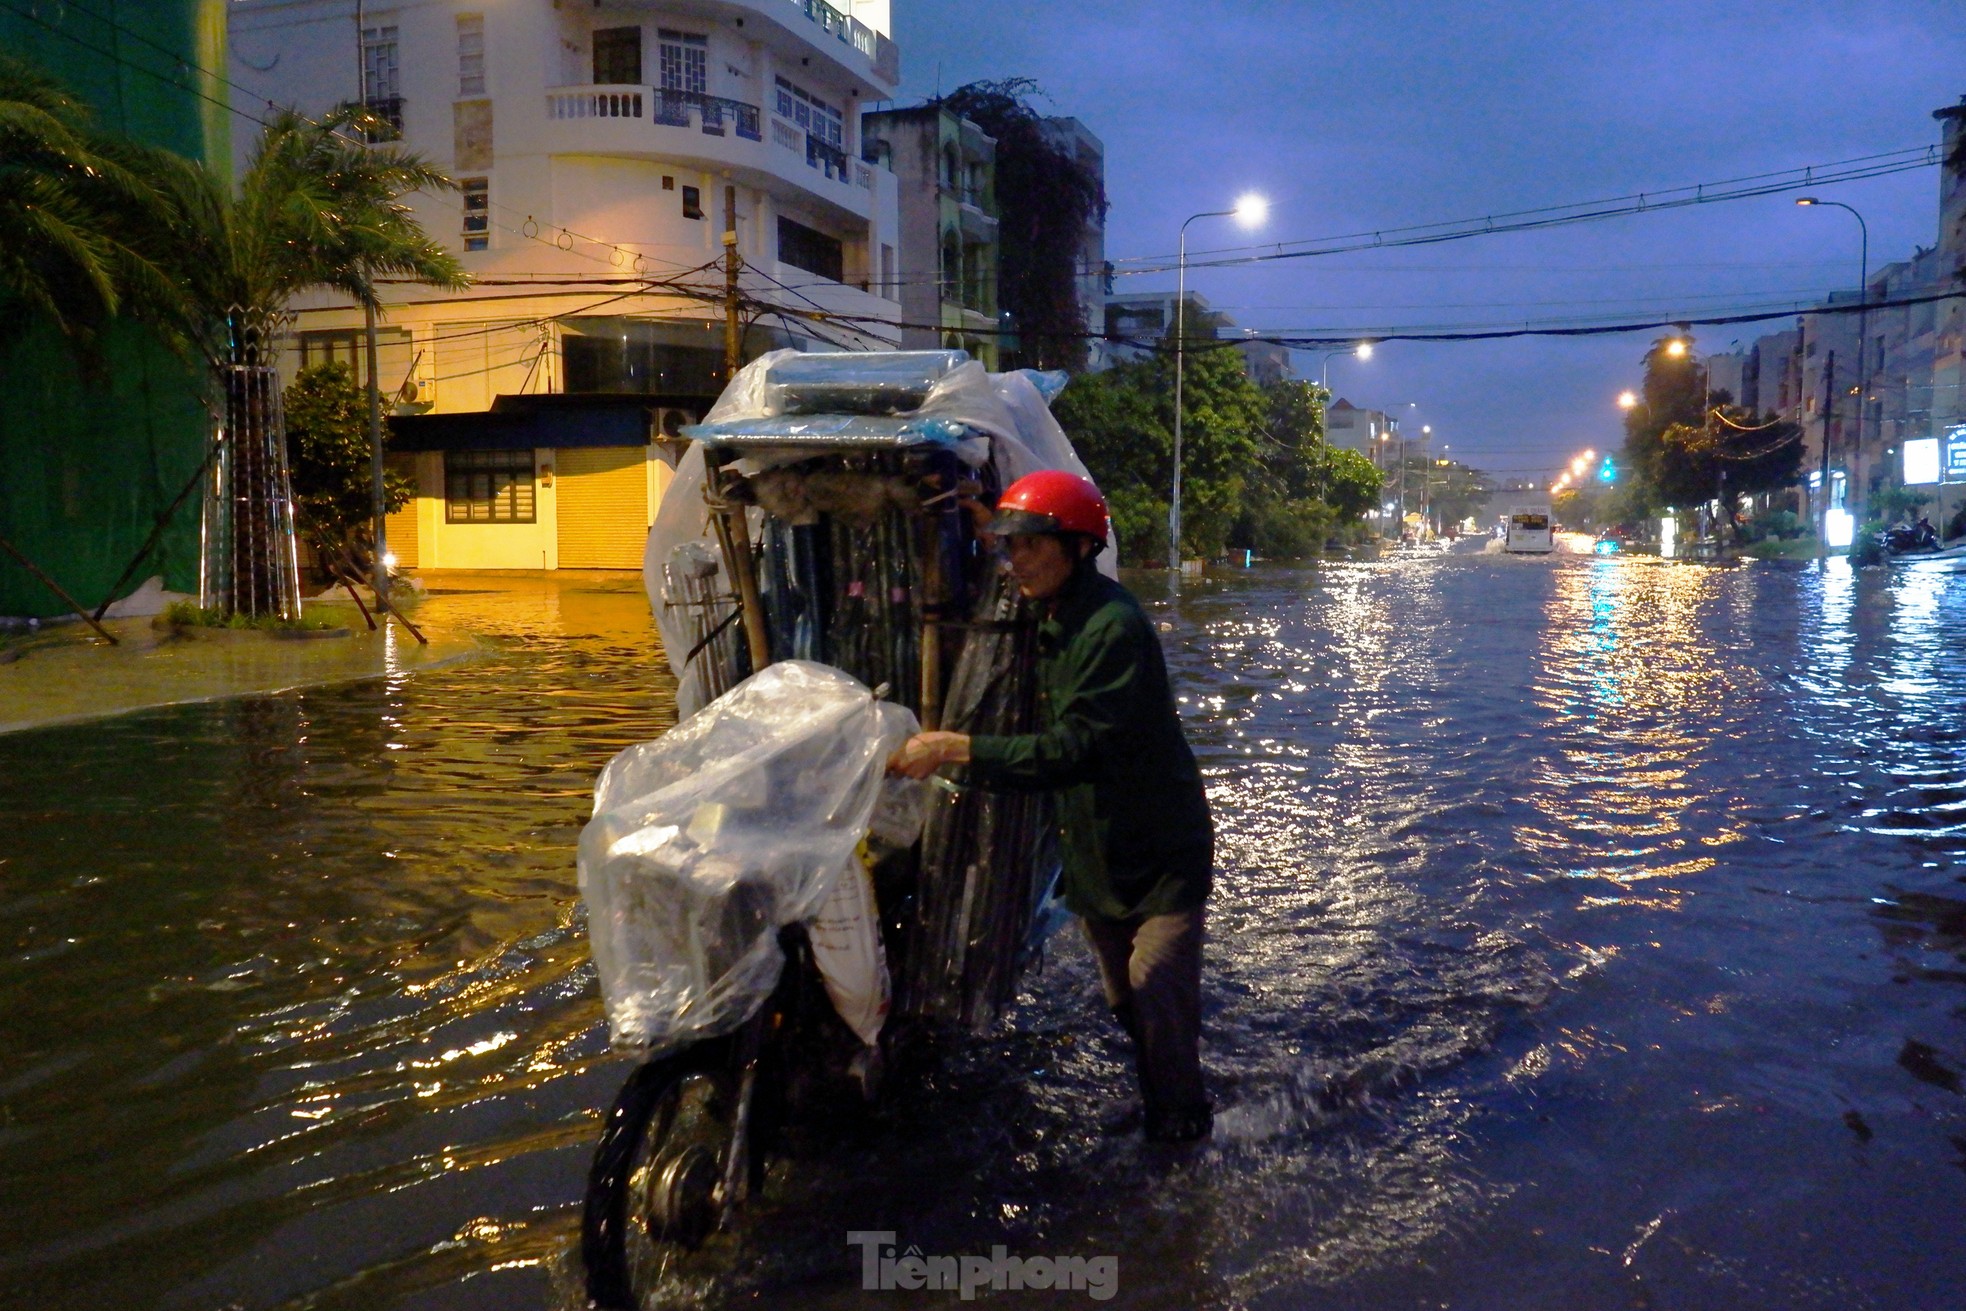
1099, 291, 1290, 383
227, 0, 903, 570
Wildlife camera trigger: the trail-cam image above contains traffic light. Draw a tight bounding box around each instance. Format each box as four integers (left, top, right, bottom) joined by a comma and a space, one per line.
1598, 457, 1617, 483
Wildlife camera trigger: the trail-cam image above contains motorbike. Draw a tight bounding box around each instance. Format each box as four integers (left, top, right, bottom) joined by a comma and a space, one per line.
1878, 519, 1940, 554
578, 350, 1079, 1309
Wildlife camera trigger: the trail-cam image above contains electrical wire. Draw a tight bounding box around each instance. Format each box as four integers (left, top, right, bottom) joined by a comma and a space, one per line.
1111, 145, 1944, 273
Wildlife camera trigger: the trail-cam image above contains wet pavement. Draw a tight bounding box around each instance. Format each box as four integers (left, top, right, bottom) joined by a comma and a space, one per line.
1, 557, 1962, 1309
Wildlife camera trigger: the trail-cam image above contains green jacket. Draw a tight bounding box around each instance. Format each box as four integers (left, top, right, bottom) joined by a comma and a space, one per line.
966, 565, 1213, 920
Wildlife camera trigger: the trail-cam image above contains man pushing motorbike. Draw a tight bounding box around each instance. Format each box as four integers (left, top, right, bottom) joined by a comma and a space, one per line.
888, 471, 1216, 1144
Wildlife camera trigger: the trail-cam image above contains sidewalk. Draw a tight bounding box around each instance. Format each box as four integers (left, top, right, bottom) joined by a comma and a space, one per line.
0, 591, 477, 736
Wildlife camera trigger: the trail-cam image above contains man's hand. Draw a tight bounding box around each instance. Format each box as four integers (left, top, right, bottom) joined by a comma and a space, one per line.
887, 731, 972, 779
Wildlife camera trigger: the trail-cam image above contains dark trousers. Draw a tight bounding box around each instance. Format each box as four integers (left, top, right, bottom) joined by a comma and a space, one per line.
1081, 907, 1207, 1118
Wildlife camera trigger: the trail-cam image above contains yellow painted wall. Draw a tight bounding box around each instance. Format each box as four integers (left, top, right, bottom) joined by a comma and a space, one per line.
414, 448, 558, 570
394, 448, 675, 574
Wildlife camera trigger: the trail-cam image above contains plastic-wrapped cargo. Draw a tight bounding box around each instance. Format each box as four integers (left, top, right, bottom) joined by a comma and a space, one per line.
646, 350, 1114, 721
579, 661, 919, 1054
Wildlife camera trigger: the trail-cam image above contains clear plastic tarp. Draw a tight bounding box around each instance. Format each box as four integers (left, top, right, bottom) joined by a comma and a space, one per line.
645, 350, 1112, 721
579, 661, 920, 1054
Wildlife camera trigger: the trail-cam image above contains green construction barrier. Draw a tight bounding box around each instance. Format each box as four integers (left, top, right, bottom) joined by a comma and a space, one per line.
0, 0, 228, 620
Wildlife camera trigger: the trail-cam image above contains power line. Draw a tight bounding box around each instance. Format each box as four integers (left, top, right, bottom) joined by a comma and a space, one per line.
1110, 144, 1944, 274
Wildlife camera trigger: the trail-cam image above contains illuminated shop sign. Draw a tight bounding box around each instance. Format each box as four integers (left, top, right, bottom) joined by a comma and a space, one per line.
1904, 436, 1941, 485
1946, 426, 1966, 483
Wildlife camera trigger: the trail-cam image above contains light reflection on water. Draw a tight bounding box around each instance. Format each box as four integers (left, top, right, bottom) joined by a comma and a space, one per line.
2, 560, 1964, 1309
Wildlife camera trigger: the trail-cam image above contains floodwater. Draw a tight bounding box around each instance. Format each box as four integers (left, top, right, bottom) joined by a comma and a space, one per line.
2, 558, 1963, 1309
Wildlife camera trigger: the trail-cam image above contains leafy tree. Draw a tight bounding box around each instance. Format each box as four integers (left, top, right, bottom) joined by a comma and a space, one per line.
941, 80, 1104, 372
284, 364, 411, 580
1057, 348, 1382, 563
1051, 358, 1170, 561
1321, 447, 1384, 523
1052, 338, 1259, 561
1650, 403, 1804, 533
1618, 333, 1709, 517
1231, 379, 1332, 558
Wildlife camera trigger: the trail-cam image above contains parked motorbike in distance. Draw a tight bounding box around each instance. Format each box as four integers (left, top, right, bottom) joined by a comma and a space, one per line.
1879, 518, 1940, 554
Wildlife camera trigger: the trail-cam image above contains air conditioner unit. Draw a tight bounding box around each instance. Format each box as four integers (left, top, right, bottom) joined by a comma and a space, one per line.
652, 407, 699, 468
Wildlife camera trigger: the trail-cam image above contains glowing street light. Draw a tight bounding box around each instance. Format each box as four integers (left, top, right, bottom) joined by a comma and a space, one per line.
1319, 341, 1374, 389
1665, 339, 1689, 358
1171, 192, 1269, 571
1618, 390, 1638, 410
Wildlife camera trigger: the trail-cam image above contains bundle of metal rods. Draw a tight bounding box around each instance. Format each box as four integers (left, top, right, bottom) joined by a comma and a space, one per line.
737, 443, 1046, 1028
897, 570, 1055, 1029
662, 543, 744, 705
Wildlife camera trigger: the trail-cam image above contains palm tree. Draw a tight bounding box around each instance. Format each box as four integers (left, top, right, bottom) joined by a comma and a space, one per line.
135, 104, 468, 617
0, 57, 176, 366
3, 59, 465, 619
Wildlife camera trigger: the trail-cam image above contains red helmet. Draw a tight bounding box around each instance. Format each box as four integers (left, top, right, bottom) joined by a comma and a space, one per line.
989, 470, 1110, 542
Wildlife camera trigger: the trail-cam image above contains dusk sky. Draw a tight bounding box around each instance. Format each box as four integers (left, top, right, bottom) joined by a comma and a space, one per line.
891, 0, 1966, 483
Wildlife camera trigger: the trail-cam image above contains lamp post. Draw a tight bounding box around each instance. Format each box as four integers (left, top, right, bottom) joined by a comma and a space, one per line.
1796, 197, 1870, 535
1171, 193, 1267, 573
1319, 341, 1373, 390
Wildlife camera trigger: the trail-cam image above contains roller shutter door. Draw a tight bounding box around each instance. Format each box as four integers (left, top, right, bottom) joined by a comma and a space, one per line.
557, 446, 649, 569
383, 454, 419, 567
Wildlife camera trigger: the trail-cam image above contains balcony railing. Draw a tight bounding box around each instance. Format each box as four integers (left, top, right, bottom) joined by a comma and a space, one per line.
544, 88, 762, 142
654, 90, 763, 141
806, 134, 851, 185
547, 89, 643, 119
789, 0, 877, 58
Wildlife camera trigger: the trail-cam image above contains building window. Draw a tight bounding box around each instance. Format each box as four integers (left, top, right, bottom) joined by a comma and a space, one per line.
298, 327, 411, 390
940, 234, 960, 303
681, 185, 703, 220
773, 75, 842, 147
592, 26, 642, 86
779, 216, 843, 283
361, 25, 399, 101
358, 24, 402, 138
445, 449, 536, 523
457, 14, 485, 97
658, 29, 707, 95
461, 177, 489, 251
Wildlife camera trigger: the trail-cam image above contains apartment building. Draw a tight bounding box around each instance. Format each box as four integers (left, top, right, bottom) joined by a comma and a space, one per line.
1043, 117, 1109, 370
227, 0, 903, 570
1771, 96, 1966, 533
862, 104, 1000, 367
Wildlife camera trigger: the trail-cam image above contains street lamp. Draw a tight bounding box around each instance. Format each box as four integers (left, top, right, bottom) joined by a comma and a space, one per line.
1618, 390, 1638, 410
1319, 341, 1373, 390
1796, 196, 1870, 551
1170, 192, 1267, 572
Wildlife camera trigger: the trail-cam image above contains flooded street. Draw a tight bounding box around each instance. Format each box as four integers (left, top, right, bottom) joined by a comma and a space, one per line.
3, 558, 1964, 1309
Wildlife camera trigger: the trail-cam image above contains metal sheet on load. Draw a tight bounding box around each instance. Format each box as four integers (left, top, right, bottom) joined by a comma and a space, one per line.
680, 413, 972, 451
762, 350, 970, 416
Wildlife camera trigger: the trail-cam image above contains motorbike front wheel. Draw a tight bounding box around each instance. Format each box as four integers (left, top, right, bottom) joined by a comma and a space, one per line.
582, 1037, 742, 1309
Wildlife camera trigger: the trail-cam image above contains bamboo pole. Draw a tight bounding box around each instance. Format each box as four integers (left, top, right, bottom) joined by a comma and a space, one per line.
0, 532, 120, 644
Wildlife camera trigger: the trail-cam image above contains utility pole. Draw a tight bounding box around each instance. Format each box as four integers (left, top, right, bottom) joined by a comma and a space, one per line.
723, 183, 742, 377
713, 183, 771, 675
366, 299, 386, 605
1817, 351, 1836, 559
